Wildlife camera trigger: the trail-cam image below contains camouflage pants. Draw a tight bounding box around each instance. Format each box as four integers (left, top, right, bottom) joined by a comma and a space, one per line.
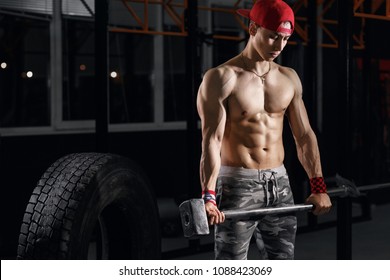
214, 165, 297, 260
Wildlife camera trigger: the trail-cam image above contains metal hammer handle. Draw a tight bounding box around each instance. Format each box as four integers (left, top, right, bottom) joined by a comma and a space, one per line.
223, 204, 314, 219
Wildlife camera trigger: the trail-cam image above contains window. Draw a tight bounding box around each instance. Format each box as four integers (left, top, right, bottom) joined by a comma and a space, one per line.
0, 15, 50, 127
62, 19, 95, 121
163, 35, 186, 122
109, 32, 154, 123
0, 0, 250, 135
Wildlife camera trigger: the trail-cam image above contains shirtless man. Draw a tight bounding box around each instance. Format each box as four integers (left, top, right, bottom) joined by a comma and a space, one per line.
197, 0, 332, 260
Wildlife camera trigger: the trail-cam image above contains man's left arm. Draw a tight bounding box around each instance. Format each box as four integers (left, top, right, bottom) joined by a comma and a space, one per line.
286, 69, 332, 215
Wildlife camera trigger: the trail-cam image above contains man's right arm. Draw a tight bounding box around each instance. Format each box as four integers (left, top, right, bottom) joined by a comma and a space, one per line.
196, 67, 234, 224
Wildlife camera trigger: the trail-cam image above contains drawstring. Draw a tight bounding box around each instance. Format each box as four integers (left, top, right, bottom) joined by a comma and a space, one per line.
259, 170, 279, 206
270, 171, 280, 203
261, 172, 269, 206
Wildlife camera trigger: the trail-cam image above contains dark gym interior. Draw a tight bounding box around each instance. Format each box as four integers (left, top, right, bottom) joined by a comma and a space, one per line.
0, 0, 389, 260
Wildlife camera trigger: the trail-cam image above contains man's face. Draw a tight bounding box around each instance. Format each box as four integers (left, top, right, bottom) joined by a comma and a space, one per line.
251, 21, 292, 61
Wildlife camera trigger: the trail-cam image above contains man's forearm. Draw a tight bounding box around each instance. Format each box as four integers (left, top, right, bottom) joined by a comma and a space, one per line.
200, 140, 222, 192
296, 130, 323, 179
296, 133, 328, 194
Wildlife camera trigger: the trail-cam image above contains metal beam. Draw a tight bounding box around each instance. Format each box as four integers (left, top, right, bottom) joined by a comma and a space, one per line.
107, 0, 378, 50
185, 0, 200, 198
337, 0, 354, 260
95, 0, 109, 152
354, 0, 390, 21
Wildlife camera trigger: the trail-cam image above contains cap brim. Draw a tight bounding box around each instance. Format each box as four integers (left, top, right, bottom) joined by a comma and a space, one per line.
236, 9, 250, 19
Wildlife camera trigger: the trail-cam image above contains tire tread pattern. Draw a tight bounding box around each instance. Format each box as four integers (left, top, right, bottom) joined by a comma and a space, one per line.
17, 153, 111, 259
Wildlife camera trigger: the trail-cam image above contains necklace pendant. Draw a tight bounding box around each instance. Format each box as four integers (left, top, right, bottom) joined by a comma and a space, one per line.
240, 53, 271, 85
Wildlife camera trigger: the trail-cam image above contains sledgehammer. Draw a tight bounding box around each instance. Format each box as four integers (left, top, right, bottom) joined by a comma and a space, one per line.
179, 199, 313, 238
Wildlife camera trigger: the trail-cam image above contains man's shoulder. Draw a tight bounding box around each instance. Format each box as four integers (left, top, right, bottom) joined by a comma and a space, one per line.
272, 63, 302, 96
206, 62, 238, 76
273, 63, 298, 78
203, 63, 238, 85
199, 62, 238, 99
273, 63, 301, 86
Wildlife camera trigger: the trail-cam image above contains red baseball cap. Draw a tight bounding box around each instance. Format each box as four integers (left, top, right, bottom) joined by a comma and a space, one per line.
237, 0, 294, 35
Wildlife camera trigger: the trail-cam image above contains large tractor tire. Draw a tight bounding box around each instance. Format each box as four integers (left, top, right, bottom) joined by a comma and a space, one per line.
17, 153, 161, 259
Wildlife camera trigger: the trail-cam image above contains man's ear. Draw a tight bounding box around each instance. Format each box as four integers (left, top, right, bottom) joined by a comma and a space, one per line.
249, 22, 257, 36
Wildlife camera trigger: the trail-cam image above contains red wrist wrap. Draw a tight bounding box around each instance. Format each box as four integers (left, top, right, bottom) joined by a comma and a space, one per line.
201, 190, 216, 196
202, 190, 216, 205
310, 177, 327, 194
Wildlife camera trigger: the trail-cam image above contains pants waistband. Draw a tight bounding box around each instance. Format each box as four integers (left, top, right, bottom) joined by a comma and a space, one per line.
218, 165, 287, 179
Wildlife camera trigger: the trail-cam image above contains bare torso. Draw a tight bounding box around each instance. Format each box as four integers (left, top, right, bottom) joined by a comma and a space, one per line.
220, 56, 295, 169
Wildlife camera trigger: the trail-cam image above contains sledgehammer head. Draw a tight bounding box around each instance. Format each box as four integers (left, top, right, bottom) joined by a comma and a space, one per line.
179, 199, 209, 237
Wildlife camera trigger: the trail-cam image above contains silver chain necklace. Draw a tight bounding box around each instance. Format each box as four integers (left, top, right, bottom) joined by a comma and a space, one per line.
240, 53, 271, 84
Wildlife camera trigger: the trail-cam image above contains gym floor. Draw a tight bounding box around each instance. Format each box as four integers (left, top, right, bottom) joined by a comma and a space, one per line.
161, 201, 390, 260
